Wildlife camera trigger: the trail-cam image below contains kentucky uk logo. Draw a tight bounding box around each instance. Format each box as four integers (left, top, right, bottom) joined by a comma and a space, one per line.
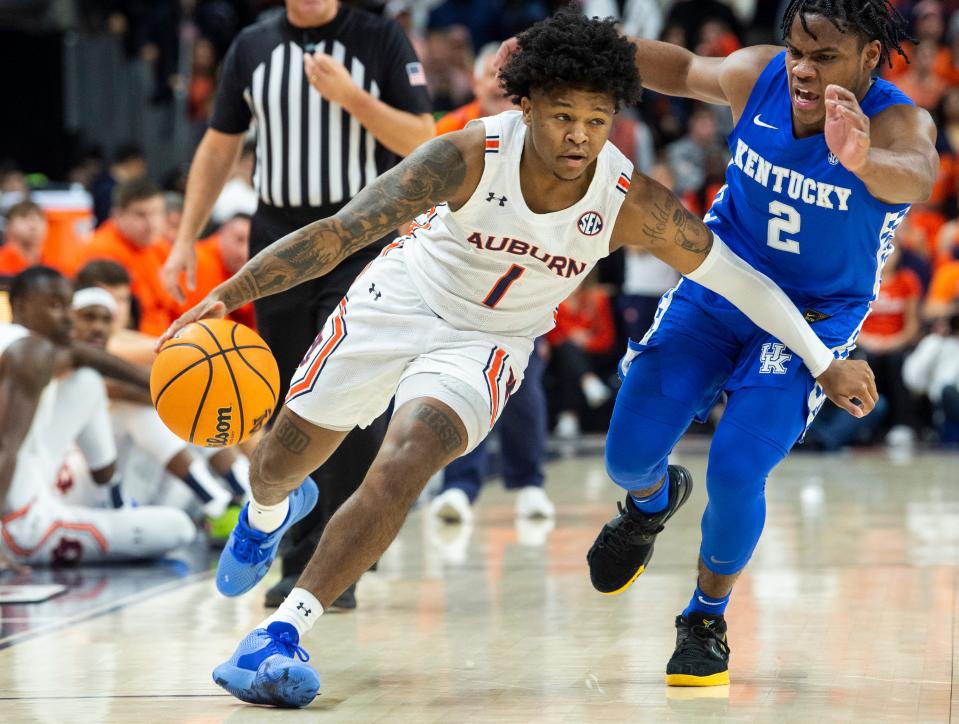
759, 342, 792, 375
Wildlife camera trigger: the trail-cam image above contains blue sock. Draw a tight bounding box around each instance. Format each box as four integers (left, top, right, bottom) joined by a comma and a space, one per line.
109, 483, 125, 509
683, 583, 730, 618
630, 480, 669, 515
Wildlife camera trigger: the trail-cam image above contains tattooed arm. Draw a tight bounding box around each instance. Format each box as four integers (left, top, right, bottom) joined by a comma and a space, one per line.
610, 172, 712, 272
610, 171, 878, 417
158, 129, 480, 345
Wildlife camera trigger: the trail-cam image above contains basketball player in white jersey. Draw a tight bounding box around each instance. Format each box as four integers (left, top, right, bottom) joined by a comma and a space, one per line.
161, 13, 877, 707
0, 267, 196, 565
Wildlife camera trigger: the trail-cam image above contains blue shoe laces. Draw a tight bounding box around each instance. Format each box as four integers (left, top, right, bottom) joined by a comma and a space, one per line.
231, 524, 272, 564
264, 629, 310, 663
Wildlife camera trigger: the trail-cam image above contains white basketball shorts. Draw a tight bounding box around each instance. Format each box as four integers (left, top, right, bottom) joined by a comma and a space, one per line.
284, 244, 533, 453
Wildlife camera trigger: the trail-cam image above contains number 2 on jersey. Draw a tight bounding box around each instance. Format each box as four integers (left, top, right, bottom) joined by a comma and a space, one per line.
766, 200, 801, 254
483, 264, 526, 308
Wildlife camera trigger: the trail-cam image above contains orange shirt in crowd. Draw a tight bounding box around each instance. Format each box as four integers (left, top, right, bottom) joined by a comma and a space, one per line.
933, 50, 959, 86
928, 261, 959, 305
908, 208, 947, 260
861, 268, 922, 337
181, 235, 257, 331
0, 244, 33, 277
548, 288, 616, 355
435, 100, 481, 135
72, 220, 180, 336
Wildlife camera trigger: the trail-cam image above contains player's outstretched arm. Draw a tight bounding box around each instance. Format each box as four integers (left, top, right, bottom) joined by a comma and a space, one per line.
67, 343, 151, 390
631, 42, 781, 124
159, 131, 476, 347
612, 173, 878, 417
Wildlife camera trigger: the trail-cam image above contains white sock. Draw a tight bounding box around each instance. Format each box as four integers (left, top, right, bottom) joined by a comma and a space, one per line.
248, 496, 289, 534
261, 587, 323, 637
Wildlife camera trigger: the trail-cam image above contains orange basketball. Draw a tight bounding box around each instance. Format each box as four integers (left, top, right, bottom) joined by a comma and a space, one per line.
150, 319, 280, 447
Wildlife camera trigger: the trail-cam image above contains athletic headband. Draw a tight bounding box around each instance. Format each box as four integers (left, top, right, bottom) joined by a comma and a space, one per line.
71, 287, 118, 315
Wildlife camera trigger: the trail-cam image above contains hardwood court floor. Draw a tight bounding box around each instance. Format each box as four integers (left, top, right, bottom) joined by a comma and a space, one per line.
1, 447, 958, 723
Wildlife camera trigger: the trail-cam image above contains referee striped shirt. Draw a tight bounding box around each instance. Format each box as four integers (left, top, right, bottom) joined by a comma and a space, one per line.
210, 7, 432, 210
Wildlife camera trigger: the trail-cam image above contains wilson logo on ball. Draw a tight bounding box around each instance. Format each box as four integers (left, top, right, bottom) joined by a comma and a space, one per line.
578, 211, 603, 236
206, 406, 234, 447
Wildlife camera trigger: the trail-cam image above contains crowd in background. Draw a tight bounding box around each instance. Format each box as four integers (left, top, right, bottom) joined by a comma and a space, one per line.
2, 0, 959, 451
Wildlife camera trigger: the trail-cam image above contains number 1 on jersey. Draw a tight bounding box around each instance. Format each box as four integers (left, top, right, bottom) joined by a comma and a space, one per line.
483, 264, 526, 308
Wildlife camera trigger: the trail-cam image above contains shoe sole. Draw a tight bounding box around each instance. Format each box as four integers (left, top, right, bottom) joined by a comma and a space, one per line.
216, 481, 319, 598
665, 671, 730, 687
213, 660, 320, 707
598, 563, 646, 596
593, 466, 695, 596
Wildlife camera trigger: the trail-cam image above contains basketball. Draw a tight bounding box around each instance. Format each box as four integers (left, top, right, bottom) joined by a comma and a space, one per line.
150, 319, 280, 447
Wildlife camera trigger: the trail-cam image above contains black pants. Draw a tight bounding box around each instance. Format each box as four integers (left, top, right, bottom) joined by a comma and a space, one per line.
250, 203, 391, 577
863, 349, 915, 431
550, 341, 595, 413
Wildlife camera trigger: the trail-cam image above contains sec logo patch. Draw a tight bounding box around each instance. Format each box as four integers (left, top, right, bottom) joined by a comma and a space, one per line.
578, 211, 604, 236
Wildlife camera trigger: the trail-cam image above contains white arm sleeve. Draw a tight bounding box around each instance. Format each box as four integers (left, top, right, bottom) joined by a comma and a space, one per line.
685, 235, 835, 378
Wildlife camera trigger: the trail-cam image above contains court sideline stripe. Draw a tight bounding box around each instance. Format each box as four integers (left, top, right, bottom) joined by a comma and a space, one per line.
0, 570, 212, 651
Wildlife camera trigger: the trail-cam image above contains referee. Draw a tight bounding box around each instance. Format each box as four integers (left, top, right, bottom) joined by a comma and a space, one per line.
162, 0, 433, 609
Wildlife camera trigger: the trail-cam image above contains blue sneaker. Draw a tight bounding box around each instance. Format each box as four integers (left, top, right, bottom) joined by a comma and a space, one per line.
216, 477, 318, 597
213, 621, 320, 707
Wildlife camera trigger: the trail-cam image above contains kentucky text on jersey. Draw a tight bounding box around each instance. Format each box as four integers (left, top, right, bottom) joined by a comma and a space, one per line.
731, 139, 853, 211
465, 233, 588, 278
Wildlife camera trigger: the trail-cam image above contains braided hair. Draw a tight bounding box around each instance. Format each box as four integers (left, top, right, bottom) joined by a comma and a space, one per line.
780, 0, 914, 67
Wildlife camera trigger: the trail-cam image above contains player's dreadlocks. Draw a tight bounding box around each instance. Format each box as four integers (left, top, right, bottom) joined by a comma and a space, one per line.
500, 11, 642, 110
780, 0, 914, 67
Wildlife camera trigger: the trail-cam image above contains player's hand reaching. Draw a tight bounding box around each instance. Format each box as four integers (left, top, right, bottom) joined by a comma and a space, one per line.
815, 358, 878, 418
155, 295, 227, 351
825, 84, 871, 174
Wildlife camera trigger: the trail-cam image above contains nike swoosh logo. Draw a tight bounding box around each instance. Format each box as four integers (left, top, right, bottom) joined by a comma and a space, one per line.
709, 555, 737, 565
753, 114, 778, 130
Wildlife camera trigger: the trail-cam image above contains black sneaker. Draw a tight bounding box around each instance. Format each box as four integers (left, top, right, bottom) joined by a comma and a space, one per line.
264, 573, 298, 608
265, 576, 358, 612
665, 613, 730, 686
586, 465, 693, 594
329, 583, 357, 612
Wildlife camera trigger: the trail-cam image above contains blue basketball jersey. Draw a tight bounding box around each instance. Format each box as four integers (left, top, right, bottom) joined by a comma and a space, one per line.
704, 51, 914, 318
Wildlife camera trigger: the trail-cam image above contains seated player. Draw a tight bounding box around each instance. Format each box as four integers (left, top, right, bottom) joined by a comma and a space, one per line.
164, 13, 875, 707
76, 259, 159, 367
68, 284, 245, 519
0, 267, 195, 565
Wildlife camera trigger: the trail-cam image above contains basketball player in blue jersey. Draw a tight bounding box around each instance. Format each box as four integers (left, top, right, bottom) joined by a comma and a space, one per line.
165, 13, 877, 707
584, 0, 939, 688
